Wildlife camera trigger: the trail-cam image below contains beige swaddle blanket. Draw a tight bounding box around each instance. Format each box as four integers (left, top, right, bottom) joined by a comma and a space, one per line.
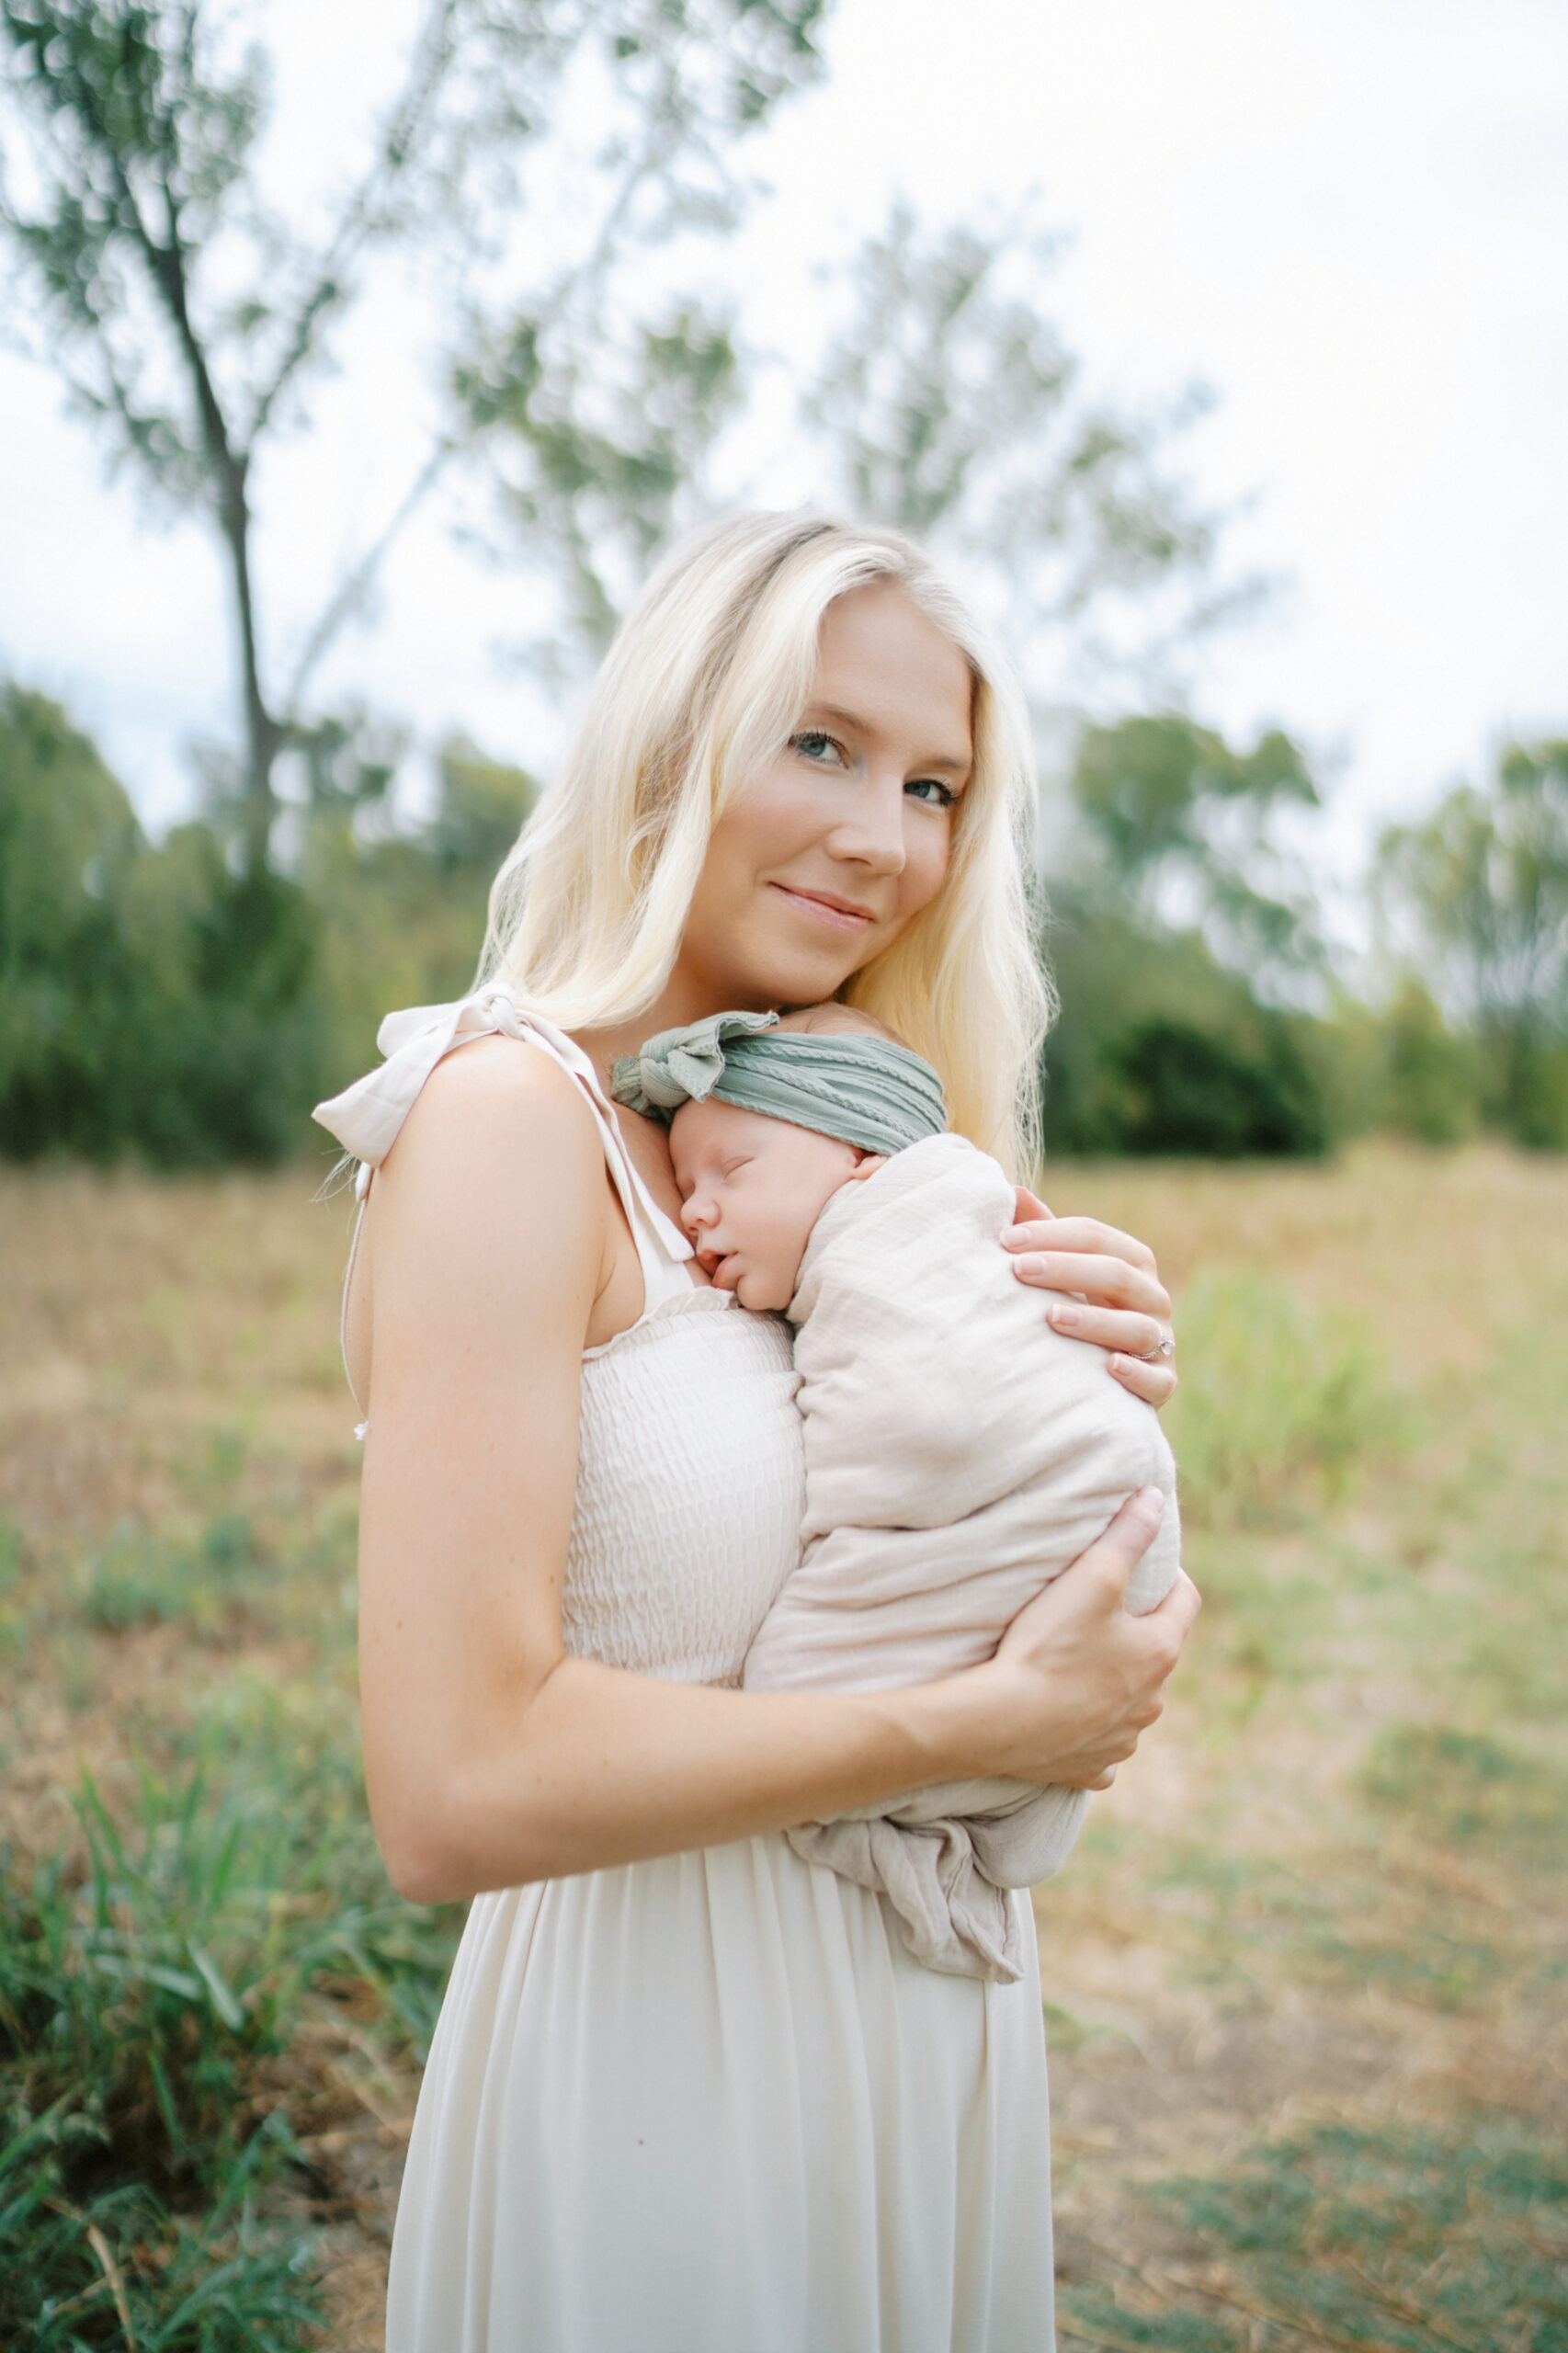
743, 1131, 1180, 1984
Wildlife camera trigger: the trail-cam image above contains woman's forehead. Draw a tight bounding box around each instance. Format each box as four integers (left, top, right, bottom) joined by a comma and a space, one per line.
812, 585, 972, 768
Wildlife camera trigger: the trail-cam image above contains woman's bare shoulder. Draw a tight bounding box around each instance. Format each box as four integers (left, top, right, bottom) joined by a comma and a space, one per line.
390, 1030, 597, 1163
372, 1032, 609, 1276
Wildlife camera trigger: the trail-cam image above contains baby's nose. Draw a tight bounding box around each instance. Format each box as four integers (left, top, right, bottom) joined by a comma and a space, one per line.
680, 1191, 713, 1236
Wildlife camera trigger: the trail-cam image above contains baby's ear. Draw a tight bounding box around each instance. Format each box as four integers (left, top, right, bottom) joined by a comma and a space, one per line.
846, 1152, 888, 1183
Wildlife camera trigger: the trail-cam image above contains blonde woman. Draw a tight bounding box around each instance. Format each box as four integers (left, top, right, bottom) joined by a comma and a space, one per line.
317, 513, 1199, 2352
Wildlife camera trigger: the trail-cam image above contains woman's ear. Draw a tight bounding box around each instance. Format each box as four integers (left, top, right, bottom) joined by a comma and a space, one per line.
846, 1152, 888, 1183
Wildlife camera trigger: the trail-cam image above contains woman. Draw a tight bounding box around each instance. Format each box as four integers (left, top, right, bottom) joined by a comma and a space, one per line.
317, 512, 1199, 2352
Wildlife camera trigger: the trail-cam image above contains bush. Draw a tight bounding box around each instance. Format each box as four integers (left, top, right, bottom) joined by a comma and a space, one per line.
1096, 1017, 1328, 1157
1, 688, 537, 1165
1040, 901, 1332, 1158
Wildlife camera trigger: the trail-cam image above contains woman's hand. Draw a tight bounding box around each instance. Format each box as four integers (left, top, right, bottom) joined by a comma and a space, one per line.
970, 1492, 1200, 1789
1004, 1187, 1176, 1407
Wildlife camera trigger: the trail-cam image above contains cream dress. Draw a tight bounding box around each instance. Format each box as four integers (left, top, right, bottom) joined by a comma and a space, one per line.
313, 993, 1057, 2353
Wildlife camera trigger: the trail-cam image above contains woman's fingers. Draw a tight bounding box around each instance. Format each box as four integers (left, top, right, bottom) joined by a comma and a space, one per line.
1041, 1300, 1168, 1358
1108, 1348, 1178, 1409
985, 1492, 1199, 1787
1004, 1488, 1167, 1641
1150, 1564, 1203, 1644
1005, 1238, 1171, 1322
1005, 1213, 1157, 1274
1081, 1484, 1169, 1598
1000, 1211, 1179, 1408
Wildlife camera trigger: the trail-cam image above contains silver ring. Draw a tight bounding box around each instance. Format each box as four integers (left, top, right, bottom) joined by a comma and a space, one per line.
1139, 1333, 1176, 1361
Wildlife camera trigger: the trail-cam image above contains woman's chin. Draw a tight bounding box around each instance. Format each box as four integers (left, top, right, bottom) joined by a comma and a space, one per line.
726, 936, 872, 1013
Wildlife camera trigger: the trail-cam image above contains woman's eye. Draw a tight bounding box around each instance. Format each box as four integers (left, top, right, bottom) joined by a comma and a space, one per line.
905, 777, 956, 809
790, 730, 846, 767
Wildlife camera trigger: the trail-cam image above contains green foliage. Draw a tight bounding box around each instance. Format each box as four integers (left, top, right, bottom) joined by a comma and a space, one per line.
82, 1515, 257, 1633
1060, 2122, 1568, 2350
1069, 714, 1324, 984
1375, 976, 1483, 1142
1164, 1273, 1393, 1529
0, 684, 545, 1162
0, 687, 326, 1162
0, 2103, 321, 2350
0, 1717, 464, 2339
1378, 737, 1568, 1147
458, 301, 745, 670
1040, 898, 1331, 1158
1096, 1018, 1327, 1158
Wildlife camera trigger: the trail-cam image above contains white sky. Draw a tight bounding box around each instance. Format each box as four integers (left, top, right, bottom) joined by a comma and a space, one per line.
2, 0, 1564, 894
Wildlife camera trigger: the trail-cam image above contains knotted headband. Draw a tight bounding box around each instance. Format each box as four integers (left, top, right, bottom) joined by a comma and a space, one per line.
609, 1009, 948, 1158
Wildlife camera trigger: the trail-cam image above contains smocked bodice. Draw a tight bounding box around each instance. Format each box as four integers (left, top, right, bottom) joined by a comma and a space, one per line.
569, 1290, 803, 1683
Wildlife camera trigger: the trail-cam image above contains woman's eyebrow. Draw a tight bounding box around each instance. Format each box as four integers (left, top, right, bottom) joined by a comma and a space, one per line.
805, 702, 971, 775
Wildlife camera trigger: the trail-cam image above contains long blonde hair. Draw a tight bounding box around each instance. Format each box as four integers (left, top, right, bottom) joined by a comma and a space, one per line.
482, 512, 1053, 1173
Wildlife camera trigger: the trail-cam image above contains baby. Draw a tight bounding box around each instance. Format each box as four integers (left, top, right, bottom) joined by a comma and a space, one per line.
611, 1004, 1180, 1984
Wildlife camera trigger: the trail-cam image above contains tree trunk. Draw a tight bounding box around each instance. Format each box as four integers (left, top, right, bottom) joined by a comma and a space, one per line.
217, 449, 281, 877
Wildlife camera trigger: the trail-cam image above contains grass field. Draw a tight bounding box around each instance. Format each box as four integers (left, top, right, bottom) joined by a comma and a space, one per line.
1, 1144, 1564, 2347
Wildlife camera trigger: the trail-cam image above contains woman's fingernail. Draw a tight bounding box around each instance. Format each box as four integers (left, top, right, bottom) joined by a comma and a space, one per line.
1002, 1225, 1028, 1247
1049, 1302, 1080, 1331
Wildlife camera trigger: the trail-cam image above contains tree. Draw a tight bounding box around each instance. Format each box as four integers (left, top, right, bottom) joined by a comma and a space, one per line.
1377, 740, 1568, 1145
1068, 713, 1326, 986
0, 0, 826, 871
454, 299, 745, 678
801, 203, 1253, 699
458, 197, 1244, 702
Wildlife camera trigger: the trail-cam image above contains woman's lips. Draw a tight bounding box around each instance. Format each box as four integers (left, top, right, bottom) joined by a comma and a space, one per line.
767, 881, 874, 933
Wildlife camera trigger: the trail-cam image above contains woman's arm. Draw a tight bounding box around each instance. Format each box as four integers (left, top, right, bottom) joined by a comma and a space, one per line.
358, 1045, 1197, 1904
1005, 1188, 1177, 1408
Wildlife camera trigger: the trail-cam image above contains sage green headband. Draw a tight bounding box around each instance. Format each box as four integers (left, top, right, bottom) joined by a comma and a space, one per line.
609, 1009, 948, 1158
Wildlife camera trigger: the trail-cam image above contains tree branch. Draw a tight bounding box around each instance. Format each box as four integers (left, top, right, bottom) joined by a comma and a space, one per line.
284, 432, 458, 716
243, 0, 461, 449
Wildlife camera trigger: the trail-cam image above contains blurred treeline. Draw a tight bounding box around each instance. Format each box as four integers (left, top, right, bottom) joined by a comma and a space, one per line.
5, 675, 1565, 1165
1, 2, 1564, 1168
0, 687, 535, 1164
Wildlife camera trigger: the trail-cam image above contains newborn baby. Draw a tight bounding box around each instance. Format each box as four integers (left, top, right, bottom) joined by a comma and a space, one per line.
611, 1004, 1180, 1984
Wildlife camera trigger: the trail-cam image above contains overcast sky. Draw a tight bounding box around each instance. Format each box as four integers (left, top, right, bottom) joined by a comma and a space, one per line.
2, 0, 1564, 887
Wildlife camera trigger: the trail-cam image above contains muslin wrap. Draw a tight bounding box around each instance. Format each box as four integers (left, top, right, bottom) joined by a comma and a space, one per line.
743, 1131, 1181, 1984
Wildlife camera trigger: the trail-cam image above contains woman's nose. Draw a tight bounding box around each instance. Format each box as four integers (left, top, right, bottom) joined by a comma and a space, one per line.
827, 772, 908, 875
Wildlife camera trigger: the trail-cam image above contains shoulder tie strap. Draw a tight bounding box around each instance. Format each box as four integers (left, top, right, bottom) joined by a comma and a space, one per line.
312, 986, 532, 1166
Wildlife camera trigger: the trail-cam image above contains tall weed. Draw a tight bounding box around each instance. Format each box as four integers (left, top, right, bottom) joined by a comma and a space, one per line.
1165, 1271, 1395, 1529
0, 2101, 320, 2349
0, 1735, 461, 2342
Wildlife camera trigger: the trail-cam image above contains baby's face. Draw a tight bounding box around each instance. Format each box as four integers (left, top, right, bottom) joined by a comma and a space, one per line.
670, 1097, 872, 1311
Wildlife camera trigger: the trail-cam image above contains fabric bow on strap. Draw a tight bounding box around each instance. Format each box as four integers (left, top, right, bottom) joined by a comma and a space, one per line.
312, 987, 539, 1167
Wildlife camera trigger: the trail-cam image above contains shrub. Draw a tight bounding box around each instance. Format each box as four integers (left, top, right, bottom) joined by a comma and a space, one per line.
1097, 1017, 1328, 1158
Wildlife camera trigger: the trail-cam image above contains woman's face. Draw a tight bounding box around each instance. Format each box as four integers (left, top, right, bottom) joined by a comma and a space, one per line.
672, 582, 975, 1014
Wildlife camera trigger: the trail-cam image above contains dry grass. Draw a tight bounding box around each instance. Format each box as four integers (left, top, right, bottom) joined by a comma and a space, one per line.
1034, 1142, 1568, 2338
2, 1142, 1564, 2344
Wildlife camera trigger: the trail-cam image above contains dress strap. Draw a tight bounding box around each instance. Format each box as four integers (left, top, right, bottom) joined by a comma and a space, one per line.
313, 987, 696, 1318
